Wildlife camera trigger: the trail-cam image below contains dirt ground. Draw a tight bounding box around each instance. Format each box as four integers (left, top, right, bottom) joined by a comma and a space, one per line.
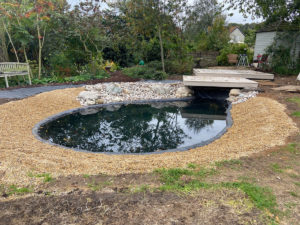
0, 74, 300, 225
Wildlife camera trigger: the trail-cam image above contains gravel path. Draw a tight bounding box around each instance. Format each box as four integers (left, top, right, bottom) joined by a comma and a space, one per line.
0, 87, 297, 186
0, 85, 83, 99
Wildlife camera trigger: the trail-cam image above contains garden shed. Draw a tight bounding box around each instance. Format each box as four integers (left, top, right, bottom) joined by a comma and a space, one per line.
253, 23, 300, 61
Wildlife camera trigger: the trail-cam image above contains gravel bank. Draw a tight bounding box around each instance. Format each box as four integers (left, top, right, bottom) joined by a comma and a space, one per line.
0, 87, 297, 186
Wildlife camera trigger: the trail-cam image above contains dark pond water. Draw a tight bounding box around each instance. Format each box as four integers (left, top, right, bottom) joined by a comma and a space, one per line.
38, 99, 229, 154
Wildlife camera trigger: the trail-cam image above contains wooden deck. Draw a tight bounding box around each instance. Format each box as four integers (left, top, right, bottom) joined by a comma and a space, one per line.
193, 69, 274, 80
183, 75, 258, 89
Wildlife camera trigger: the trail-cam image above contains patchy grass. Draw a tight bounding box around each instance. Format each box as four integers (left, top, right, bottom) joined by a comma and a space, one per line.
291, 111, 300, 117
187, 163, 197, 169
287, 97, 300, 107
87, 181, 112, 191
154, 166, 279, 223
238, 176, 257, 183
294, 182, 300, 187
6, 184, 32, 196
221, 182, 278, 215
289, 192, 299, 198
131, 185, 150, 193
28, 172, 53, 183
83, 174, 91, 179
283, 143, 299, 154
271, 163, 283, 173
215, 159, 243, 168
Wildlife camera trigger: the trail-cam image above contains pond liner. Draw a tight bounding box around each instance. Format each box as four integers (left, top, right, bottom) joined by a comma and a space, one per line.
32, 97, 233, 155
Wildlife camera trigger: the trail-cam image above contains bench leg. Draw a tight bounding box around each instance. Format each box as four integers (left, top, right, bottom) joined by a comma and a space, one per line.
4, 75, 9, 88
28, 74, 32, 85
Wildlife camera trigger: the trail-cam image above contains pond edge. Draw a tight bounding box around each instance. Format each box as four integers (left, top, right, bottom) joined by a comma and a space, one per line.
32, 97, 233, 155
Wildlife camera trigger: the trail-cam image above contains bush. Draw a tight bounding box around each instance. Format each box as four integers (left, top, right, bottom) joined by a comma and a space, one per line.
165, 58, 194, 75
48, 52, 77, 77
266, 44, 299, 75
122, 65, 167, 80
217, 43, 253, 65
147, 61, 163, 70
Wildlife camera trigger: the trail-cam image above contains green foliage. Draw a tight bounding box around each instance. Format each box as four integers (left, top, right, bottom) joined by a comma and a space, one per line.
154, 166, 278, 217
271, 164, 283, 173
47, 52, 76, 77
122, 65, 167, 80
217, 43, 253, 65
283, 143, 298, 154
266, 44, 299, 75
87, 181, 112, 191
30, 72, 109, 86
7, 185, 32, 196
215, 159, 243, 168
221, 182, 278, 214
165, 58, 194, 75
28, 172, 53, 183
287, 97, 300, 107
292, 111, 300, 117
289, 192, 299, 198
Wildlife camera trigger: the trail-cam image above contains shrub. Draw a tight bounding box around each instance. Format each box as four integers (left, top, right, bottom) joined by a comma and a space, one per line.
147, 61, 163, 70
122, 65, 167, 80
165, 58, 194, 75
48, 52, 77, 77
217, 43, 253, 65
266, 45, 299, 75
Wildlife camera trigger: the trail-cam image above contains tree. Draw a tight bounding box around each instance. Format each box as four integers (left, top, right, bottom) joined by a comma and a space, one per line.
184, 0, 221, 41
225, 0, 299, 24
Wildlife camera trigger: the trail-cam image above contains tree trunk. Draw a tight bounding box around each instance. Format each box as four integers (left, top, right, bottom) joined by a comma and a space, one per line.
3, 21, 19, 62
0, 24, 8, 62
37, 15, 45, 79
158, 26, 165, 73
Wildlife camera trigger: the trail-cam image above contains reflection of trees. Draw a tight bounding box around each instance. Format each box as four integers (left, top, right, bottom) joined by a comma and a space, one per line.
185, 118, 213, 133
39, 101, 227, 153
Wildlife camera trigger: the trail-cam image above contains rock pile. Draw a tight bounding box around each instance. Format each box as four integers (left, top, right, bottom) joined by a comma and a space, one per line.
77, 82, 194, 106
227, 89, 258, 104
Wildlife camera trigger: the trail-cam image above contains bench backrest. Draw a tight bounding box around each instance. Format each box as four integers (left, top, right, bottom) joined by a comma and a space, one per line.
0, 63, 29, 73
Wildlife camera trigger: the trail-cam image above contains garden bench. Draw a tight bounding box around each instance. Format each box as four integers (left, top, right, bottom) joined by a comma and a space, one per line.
0, 62, 32, 88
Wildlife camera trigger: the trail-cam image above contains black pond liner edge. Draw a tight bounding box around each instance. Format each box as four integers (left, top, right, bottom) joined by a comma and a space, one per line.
32, 97, 233, 155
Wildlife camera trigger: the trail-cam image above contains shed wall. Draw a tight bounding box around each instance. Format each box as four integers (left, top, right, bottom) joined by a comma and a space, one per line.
253, 32, 277, 60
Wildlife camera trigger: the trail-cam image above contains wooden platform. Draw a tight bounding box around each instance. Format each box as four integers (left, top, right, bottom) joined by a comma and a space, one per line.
183, 76, 258, 89
193, 69, 274, 80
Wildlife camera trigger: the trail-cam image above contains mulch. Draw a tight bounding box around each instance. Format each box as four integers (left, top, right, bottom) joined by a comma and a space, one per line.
0, 71, 140, 91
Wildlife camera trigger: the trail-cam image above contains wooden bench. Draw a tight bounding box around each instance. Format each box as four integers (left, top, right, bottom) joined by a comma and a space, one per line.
0, 62, 32, 88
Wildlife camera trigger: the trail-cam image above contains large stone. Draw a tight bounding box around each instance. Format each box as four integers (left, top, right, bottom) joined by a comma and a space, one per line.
77, 91, 101, 106
229, 89, 241, 96
79, 108, 101, 115
104, 83, 123, 95
297, 73, 300, 81
95, 99, 105, 104
175, 87, 193, 98
151, 85, 171, 95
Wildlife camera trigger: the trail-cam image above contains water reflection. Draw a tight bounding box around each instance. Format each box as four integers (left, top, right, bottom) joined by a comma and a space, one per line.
39, 99, 228, 153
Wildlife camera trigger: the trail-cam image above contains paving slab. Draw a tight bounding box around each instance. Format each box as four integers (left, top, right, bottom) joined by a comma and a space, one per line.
0, 85, 83, 99
194, 69, 274, 80
183, 76, 258, 89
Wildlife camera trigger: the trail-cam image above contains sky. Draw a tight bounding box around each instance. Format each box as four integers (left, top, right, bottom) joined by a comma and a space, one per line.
67, 0, 262, 24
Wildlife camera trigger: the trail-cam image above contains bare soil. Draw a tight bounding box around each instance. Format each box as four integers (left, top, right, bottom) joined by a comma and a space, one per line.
0, 74, 300, 225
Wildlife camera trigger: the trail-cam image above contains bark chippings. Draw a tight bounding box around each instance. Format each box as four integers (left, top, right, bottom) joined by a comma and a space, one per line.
0, 87, 298, 186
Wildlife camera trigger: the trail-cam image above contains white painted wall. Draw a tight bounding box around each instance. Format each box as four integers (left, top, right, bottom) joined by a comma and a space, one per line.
229, 29, 245, 43
253, 32, 277, 59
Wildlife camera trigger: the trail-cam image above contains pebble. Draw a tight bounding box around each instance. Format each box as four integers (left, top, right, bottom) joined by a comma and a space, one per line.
77, 82, 193, 106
